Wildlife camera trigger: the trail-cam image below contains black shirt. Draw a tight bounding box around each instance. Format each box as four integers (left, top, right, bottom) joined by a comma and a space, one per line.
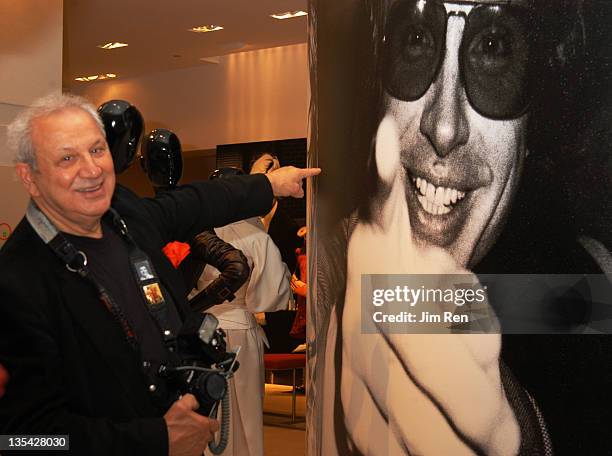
65, 221, 182, 366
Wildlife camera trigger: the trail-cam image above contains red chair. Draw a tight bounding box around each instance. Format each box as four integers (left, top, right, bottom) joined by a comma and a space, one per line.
263, 353, 305, 423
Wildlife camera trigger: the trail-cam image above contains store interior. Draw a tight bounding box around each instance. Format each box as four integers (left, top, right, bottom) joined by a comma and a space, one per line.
0, 0, 309, 454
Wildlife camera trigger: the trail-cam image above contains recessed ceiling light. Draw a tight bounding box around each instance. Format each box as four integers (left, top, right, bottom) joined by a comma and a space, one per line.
200, 57, 221, 64
188, 25, 224, 33
270, 10, 307, 20
74, 73, 117, 82
97, 42, 128, 50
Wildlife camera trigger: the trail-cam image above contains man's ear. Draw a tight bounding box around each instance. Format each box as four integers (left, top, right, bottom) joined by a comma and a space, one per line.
15, 163, 40, 197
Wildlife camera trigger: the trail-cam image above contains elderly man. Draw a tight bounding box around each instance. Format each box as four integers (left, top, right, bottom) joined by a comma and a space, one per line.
312, 0, 610, 455
0, 93, 319, 456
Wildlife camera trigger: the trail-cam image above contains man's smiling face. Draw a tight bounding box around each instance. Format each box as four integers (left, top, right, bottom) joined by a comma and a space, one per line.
20, 107, 116, 234
382, 1, 530, 266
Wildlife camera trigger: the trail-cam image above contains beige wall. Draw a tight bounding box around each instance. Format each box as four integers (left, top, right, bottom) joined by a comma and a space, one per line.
0, 20, 307, 245
71, 43, 308, 151
0, 0, 63, 247
0, 1, 64, 106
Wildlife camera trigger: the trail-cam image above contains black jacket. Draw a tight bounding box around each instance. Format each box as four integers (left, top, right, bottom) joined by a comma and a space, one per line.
0, 175, 273, 455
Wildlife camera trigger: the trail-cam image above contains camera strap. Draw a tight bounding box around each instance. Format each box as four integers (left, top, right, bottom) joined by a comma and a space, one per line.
106, 209, 175, 344
25, 200, 174, 349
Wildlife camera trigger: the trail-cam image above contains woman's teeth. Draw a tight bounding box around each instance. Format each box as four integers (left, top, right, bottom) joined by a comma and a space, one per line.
412, 176, 465, 216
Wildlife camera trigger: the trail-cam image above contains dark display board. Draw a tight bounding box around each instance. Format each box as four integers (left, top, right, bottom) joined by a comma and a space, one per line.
308, 1, 612, 454
217, 138, 307, 227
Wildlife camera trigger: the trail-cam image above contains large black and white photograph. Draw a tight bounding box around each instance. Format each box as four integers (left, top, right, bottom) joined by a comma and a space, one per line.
308, 0, 612, 454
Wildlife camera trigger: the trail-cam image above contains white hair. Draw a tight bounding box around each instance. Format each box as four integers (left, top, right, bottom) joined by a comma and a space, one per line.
7, 92, 104, 170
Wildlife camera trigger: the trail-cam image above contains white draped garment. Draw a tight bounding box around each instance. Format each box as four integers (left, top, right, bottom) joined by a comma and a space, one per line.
192, 217, 291, 456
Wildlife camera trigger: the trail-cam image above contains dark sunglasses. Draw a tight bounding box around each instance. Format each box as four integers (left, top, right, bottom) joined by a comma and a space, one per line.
382, 0, 535, 120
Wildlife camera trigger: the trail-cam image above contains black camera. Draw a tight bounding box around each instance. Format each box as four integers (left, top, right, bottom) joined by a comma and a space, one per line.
158, 313, 239, 417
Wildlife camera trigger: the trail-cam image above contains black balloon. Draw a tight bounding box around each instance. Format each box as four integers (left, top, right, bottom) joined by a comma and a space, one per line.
141, 128, 183, 190
98, 100, 144, 174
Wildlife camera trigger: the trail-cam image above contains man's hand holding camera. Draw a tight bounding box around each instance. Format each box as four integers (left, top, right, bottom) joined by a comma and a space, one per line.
164, 394, 219, 456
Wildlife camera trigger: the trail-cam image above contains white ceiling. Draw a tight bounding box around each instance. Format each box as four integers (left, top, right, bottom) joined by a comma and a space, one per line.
63, 0, 308, 87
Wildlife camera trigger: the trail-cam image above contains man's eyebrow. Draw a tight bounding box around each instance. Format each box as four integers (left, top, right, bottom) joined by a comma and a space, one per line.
91, 138, 107, 148
58, 138, 106, 153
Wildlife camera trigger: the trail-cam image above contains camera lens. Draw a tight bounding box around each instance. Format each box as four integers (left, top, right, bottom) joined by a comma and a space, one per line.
196, 372, 226, 402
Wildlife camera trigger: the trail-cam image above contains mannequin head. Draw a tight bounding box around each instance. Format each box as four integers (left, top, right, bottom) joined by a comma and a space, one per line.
140, 129, 183, 192
97, 100, 144, 174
